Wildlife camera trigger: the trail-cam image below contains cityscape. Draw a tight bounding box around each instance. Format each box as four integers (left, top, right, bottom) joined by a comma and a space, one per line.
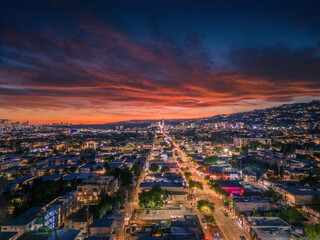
1, 1, 320, 240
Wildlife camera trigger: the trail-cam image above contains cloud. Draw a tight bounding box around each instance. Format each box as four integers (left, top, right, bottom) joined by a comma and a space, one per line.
1, 12, 320, 123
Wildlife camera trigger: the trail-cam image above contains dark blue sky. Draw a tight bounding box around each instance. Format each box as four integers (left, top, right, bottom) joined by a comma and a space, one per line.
1, 0, 320, 123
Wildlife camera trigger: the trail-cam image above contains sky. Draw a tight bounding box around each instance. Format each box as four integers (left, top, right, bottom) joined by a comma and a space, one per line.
1, 0, 320, 124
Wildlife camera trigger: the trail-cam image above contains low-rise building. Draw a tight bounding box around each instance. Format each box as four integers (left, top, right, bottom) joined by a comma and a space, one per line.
89, 216, 115, 237
44, 190, 78, 229
281, 186, 320, 205
64, 207, 94, 234
77, 176, 118, 204
1, 206, 43, 238
242, 216, 301, 240
232, 196, 271, 216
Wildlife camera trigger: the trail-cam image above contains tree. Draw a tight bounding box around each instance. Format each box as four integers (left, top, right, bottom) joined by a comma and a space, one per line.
138, 185, 169, 209
211, 183, 229, 196
70, 166, 78, 173
279, 165, 284, 179
104, 162, 110, 173
215, 147, 222, 153
44, 169, 51, 176
149, 163, 159, 173
281, 143, 296, 157
265, 187, 284, 203
119, 169, 133, 187
94, 191, 111, 218
273, 162, 279, 176
204, 156, 218, 165
239, 146, 249, 155
249, 141, 263, 150
131, 162, 142, 176
161, 166, 170, 174
104, 156, 115, 163
278, 207, 302, 225
197, 200, 215, 213
184, 172, 192, 180
312, 196, 320, 205
188, 180, 203, 190
300, 174, 320, 186
305, 224, 320, 240
222, 196, 231, 208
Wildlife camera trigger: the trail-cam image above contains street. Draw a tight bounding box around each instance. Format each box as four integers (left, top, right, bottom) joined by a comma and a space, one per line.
173, 138, 250, 240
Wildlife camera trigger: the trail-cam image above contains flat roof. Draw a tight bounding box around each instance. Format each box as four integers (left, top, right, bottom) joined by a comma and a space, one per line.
246, 217, 290, 228
140, 182, 183, 188
213, 180, 243, 188
6, 206, 43, 226
90, 217, 114, 228
253, 227, 301, 240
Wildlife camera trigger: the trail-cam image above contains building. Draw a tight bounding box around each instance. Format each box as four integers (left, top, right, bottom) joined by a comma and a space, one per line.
232, 196, 271, 216
139, 182, 185, 192
89, 216, 115, 237
1, 206, 43, 238
233, 138, 271, 148
212, 180, 244, 195
64, 207, 94, 234
44, 190, 78, 229
47, 229, 83, 240
77, 176, 118, 204
281, 186, 320, 205
242, 216, 301, 240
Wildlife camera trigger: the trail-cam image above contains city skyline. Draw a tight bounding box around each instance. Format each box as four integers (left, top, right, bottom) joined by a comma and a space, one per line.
1, 0, 320, 124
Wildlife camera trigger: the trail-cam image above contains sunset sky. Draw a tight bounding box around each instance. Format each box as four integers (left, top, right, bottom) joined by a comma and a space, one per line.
1, 0, 320, 124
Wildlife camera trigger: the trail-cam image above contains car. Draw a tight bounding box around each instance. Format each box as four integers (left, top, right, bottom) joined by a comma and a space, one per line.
222, 210, 228, 217
240, 236, 246, 240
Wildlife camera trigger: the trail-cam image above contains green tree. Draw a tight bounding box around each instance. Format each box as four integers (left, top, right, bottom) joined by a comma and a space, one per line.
278, 207, 302, 225
249, 141, 263, 150
188, 180, 203, 190
184, 172, 192, 180
204, 156, 218, 165
70, 166, 78, 173
131, 162, 142, 176
273, 162, 279, 176
161, 166, 170, 173
305, 224, 320, 240
104, 156, 115, 163
265, 187, 284, 202
312, 196, 320, 205
222, 196, 231, 208
279, 165, 284, 179
215, 147, 223, 153
197, 199, 215, 213
239, 146, 249, 155
104, 162, 110, 173
94, 191, 111, 218
149, 163, 159, 173
44, 169, 51, 176
211, 183, 229, 196
119, 169, 133, 187
138, 185, 169, 209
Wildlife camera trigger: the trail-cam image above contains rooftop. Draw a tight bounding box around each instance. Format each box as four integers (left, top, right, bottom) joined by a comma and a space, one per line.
90, 217, 114, 228
246, 217, 290, 228
5, 206, 43, 226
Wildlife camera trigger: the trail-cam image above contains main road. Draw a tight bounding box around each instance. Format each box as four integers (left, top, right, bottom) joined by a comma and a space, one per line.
171, 137, 250, 240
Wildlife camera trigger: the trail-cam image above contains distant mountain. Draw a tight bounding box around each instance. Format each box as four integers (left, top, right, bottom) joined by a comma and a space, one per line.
72, 100, 320, 129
